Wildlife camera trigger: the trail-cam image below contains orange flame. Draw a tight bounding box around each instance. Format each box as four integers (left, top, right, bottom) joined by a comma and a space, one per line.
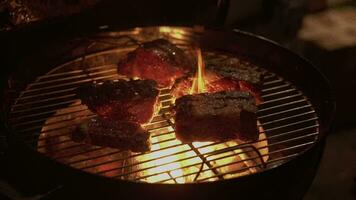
189, 48, 206, 94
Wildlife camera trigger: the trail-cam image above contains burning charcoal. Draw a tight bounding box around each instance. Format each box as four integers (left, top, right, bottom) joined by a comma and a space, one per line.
173, 91, 258, 143
117, 39, 194, 88
72, 117, 151, 152
77, 79, 160, 124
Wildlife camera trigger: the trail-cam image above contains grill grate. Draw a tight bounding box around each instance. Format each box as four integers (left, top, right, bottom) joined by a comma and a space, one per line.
8, 29, 319, 184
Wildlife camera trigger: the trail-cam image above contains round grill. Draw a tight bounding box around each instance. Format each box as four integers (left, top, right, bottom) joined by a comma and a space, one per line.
8, 27, 319, 184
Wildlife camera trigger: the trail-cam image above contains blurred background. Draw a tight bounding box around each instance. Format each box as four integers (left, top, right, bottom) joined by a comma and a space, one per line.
0, 0, 355, 199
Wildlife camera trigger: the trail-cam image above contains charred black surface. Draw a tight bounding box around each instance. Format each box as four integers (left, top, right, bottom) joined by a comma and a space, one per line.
76, 79, 159, 123
206, 57, 265, 90
77, 79, 159, 103
140, 39, 193, 68
174, 91, 258, 142
117, 39, 194, 87
72, 117, 150, 152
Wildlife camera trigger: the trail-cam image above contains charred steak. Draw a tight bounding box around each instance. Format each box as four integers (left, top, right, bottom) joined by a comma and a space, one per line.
173, 91, 258, 143
72, 117, 150, 152
171, 57, 264, 103
77, 79, 159, 124
117, 39, 194, 88
206, 58, 265, 103
171, 72, 240, 99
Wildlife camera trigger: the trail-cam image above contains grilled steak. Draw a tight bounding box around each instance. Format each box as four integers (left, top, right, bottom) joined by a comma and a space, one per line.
171, 72, 240, 99
206, 58, 264, 103
72, 117, 151, 152
173, 91, 258, 143
77, 79, 160, 124
117, 39, 194, 88
171, 57, 264, 103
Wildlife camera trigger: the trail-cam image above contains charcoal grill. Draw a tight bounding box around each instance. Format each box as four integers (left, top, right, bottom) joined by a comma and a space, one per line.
0, 26, 334, 199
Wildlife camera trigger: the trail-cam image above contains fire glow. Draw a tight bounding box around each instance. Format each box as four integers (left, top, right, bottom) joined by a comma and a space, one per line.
132, 48, 269, 183
189, 48, 206, 94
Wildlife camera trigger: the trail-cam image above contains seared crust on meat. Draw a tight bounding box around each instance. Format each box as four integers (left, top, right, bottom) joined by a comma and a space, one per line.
72, 117, 151, 152
206, 58, 265, 102
117, 39, 194, 87
174, 91, 258, 142
77, 79, 159, 123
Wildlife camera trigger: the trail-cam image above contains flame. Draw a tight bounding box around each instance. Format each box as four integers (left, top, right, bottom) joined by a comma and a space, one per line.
131, 125, 268, 183
189, 48, 206, 94
143, 127, 186, 183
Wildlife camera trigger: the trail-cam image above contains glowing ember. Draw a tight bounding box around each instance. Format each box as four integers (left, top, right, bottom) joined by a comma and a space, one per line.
132, 125, 268, 183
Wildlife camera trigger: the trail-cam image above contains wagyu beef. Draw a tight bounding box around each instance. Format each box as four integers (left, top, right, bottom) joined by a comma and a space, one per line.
117, 39, 194, 88
77, 79, 159, 124
173, 91, 258, 143
72, 117, 150, 152
206, 58, 265, 103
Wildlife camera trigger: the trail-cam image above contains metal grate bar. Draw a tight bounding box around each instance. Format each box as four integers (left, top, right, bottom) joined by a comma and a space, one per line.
46, 122, 318, 164
19, 74, 118, 95
258, 99, 308, 112
66, 123, 318, 166
163, 115, 224, 179
133, 141, 314, 182
12, 100, 81, 114
36, 64, 118, 80
261, 93, 302, 105
12, 94, 76, 108
16, 88, 77, 101
78, 129, 317, 177
134, 131, 314, 179
12, 86, 306, 126
33, 110, 317, 152
196, 153, 300, 183
261, 111, 316, 126
261, 83, 291, 92
29, 68, 117, 87
192, 141, 315, 182
258, 105, 312, 119
262, 117, 318, 132
262, 78, 283, 86
12, 98, 171, 129
261, 88, 297, 98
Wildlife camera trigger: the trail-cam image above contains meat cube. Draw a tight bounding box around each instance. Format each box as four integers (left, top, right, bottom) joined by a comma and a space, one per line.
171, 57, 264, 103
206, 58, 265, 103
117, 39, 194, 88
171, 72, 240, 100
173, 91, 258, 143
77, 79, 160, 124
72, 117, 151, 152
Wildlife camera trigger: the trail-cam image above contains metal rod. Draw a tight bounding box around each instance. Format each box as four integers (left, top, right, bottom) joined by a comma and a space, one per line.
19, 74, 118, 95
258, 104, 312, 119
262, 88, 297, 98
261, 83, 291, 92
